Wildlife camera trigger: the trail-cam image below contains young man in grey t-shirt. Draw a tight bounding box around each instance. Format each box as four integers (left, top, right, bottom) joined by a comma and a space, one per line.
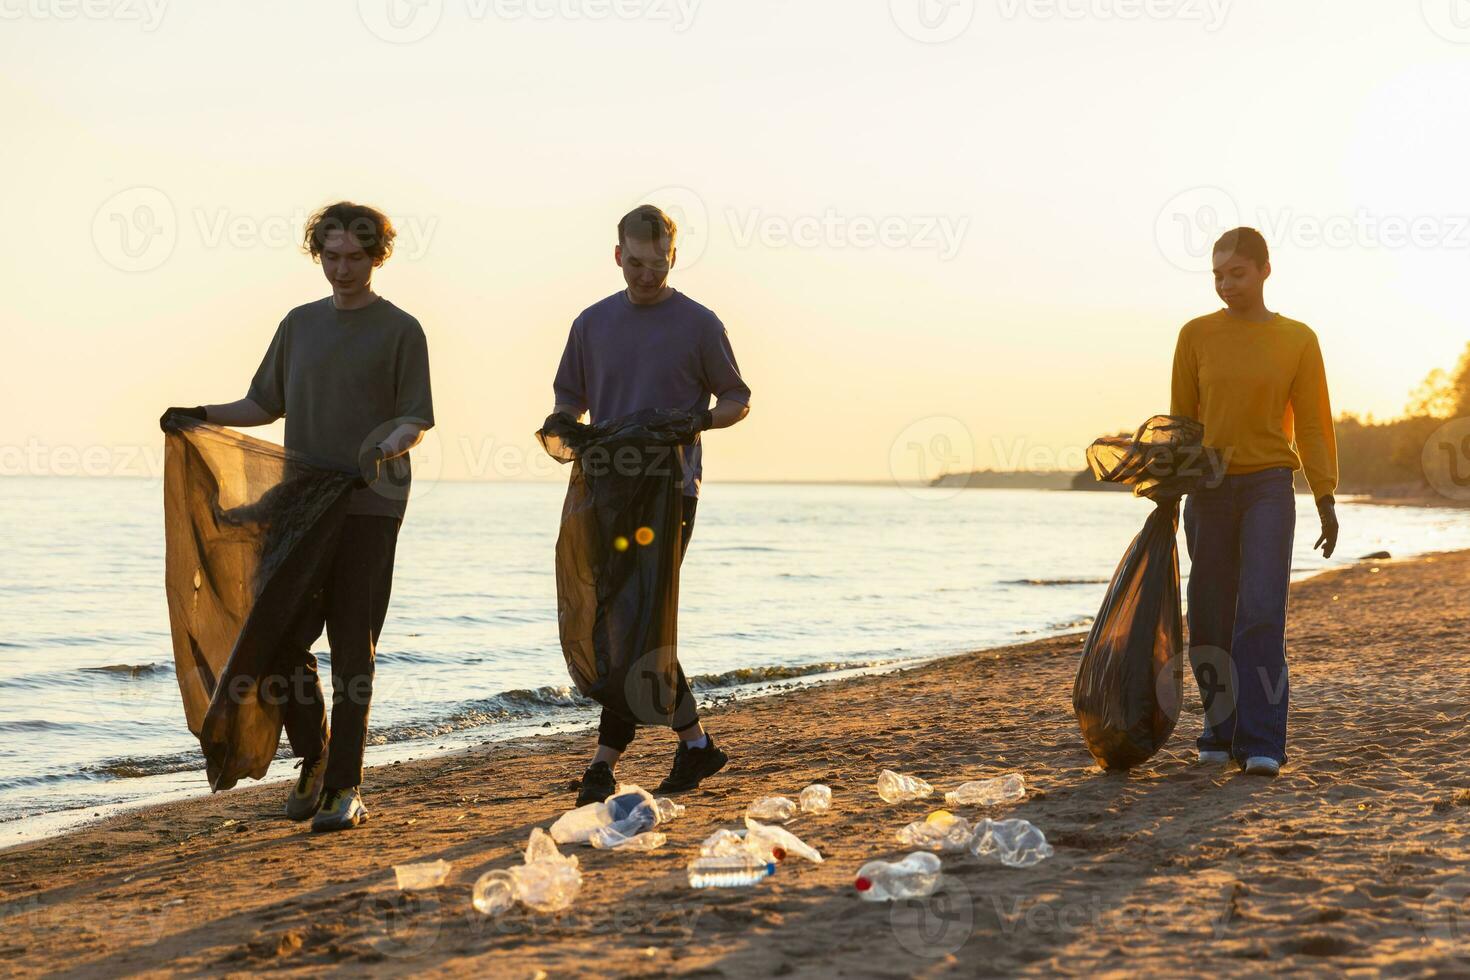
163, 201, 434, 832
552, 205, 752, 804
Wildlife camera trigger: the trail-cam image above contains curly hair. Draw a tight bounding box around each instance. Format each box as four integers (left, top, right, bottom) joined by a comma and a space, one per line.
302, 201, 396, 263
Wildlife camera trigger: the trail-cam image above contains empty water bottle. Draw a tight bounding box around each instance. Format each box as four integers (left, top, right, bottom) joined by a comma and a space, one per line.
587, 799, 658, 849
944, 774, 1026, 807
969, 818, 1054, 868
853, 852, 943, 901
877, 769, 934, 803
654, 797, 685, 823
471, 869, 516, 915
895, 810, 973, 852
746, 796, 798, 823
688, 855, 777, 888
744, 817, 823, 863
551, 784, 657, 844
799, 784, 832, 814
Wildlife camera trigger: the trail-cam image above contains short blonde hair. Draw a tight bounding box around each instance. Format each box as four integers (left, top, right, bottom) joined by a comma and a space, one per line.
618, 205, 677, 250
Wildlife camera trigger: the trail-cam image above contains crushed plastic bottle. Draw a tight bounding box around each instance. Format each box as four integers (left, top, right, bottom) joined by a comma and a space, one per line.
699, 828, 749, 858
746, 796, 798, 823
653, 797, 685, 823
394, 859, 451, 891
550, 784, 657, 844
798, 784, 832, 814
687, 855, 777, 888
744, 817, 823, 863
944, 774, 1026, 807
471, 869, 517, 915
968, 818, 1054, 868
590, 829, 667, 852
853, 852, 943, 901
877, 769, 934, 804
895, 810, 973, 853
587, 799, 659, 849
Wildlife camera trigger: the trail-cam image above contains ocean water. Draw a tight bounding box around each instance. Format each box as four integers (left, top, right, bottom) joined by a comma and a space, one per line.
2, 477, 1466, 841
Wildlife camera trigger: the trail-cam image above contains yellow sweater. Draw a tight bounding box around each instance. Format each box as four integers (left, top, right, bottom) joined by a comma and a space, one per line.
1170, 310, 1339, 500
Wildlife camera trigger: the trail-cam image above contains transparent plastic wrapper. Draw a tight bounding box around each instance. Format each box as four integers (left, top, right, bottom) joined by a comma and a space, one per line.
877, 769, 934, 804
394, 859, 451, 891
513, 828, 583, 913
653, 797, 685, 823
969, 817, 1054, 868
550, 785, 658, 845
1074, 415, 1224, 770
537, 410, 701, 731
161, 416, 357, 791
896, 811, 973, 853
853, 852, 942, 901
944, 774, 1026, 807
745, 796, 798, 823
744, 817, 823, 864
699, 828, 749, 858
590, 829, 667, 852
798, 784, 832, 814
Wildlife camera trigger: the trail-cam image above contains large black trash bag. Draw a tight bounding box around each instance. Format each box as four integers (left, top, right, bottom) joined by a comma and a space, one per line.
537, 409, 700, 729
1073, 415, 1224, 770
161, 416, 357, 790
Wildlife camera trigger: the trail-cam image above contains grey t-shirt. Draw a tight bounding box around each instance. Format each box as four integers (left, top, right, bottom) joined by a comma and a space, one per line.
552, 289, 751, 497
247, 296, 435, 520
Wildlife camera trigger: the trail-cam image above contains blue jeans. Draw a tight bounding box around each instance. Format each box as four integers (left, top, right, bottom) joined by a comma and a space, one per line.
1183, 467, 1296, 764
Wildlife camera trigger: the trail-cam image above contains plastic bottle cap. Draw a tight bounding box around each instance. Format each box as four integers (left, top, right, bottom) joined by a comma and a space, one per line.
854, 877, 872, 892
771, 847, 787, 862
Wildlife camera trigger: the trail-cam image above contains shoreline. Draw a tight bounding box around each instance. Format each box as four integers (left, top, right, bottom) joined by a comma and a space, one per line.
3, 549, 1468, 975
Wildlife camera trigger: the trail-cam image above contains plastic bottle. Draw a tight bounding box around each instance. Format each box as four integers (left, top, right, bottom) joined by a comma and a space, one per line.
744, 817, 823, 863
589, 828, 667, 852
798, 784, 832, 814
746, 796, 798, 823
687, 855, 777, 888
877, 769, 934, 804
471, 869, 517, 915
895, 810, 973, 852
654, 797, 685, 823
968, 818, 1054, 868
550, 785, 657, 844
853, 852, 943, 901
944, 774, 1026, 807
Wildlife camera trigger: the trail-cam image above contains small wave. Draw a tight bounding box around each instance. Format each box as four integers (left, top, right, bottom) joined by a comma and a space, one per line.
80, 662, 173, 678
1004, 577, 1109, 587
82, 751, 200, 780
368, 684, 592, 745
691, 660, 895, 691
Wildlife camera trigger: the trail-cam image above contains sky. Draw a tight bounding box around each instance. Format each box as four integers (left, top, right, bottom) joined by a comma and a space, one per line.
3, 0, 1468, 486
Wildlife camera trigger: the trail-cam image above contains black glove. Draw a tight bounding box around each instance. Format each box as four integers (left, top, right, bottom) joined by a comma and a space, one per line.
358, 445, 387, 487
1314, 495, 1338, 559
696, 409, 715, 432
160, 406, 207, 431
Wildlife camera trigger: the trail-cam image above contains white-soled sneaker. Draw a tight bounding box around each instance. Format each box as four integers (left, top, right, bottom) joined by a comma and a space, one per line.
1243, 756, 1281, 777
1197, 750, 1231, 765
311, 787, 368, 832
285, 755, 328, 821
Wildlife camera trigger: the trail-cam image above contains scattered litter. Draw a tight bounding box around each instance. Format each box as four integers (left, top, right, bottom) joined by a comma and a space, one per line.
877, 769, 934, 803
473, 828, 583, 916
653, 798, 685, 822
969, 818, 1053, 868
798, 784, 832, 814
744, 817, 823, 863
895, 810, 973, 852
394, 859, 451, 891
688, 854, 776, 888
699, 828, 749, 858
853, 852, 942, 901
551, 785, 657, 845
945, 774, 1026, 807
590, 829, 667, 852
745, 796, 798, 823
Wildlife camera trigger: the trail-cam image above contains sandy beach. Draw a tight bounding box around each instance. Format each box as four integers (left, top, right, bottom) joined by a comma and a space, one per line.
3, 549, 1468, 977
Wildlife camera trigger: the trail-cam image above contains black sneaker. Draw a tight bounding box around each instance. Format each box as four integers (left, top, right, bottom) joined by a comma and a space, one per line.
576, 761, 617, 806
656, 736, 728, 793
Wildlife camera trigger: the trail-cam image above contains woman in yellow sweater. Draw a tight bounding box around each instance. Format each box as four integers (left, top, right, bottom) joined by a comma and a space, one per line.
1170, 227, 1340, 778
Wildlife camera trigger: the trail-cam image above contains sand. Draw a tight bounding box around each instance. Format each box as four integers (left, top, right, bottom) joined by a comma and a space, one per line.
2, 550, 1469, 977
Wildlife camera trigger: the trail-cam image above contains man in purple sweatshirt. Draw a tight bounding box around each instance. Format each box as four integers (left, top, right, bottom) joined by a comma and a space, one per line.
552, 205, 752, 804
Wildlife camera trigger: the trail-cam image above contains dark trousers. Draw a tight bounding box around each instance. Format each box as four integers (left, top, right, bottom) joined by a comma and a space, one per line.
280, 515, 400, 789
597, 497, 699, 752
1183, 467, 1296, 764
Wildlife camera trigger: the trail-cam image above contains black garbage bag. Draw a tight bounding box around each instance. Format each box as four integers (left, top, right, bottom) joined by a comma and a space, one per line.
161, 415, 356, 790
537, 409, 700, 729
1072, 415, 1224, 770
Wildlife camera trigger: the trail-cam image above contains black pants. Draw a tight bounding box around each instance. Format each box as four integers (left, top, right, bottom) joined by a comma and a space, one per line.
597, 497, 698, 752
280, 515, 400, 790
